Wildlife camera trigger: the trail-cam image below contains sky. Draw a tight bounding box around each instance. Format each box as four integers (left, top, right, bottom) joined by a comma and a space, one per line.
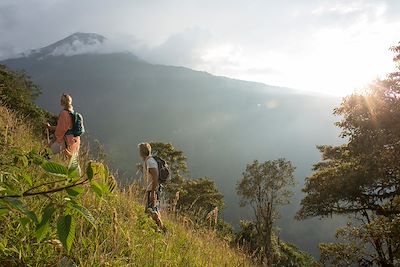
1, 0, 400, 96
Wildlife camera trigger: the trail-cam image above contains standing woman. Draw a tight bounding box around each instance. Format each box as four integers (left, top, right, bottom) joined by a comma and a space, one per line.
46, 93, 80, 158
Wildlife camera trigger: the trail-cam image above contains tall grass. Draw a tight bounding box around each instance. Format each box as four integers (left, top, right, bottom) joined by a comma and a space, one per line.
0, 104, 255, 266
66, 185, 254, 266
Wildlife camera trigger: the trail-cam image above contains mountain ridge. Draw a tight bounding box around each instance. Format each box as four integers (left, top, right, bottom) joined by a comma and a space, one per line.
18, 32, 107, 59
6, 32, 337, 97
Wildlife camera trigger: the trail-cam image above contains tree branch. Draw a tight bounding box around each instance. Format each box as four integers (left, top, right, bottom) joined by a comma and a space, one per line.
0, 179, 89, 199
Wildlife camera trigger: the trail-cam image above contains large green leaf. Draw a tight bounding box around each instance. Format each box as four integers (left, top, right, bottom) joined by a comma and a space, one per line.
67, 154, 79, 179
70, 203, 96, 227
2, 197, 24, 211
3, 198, 38, 223
25, 210, 38, 224
86, 161, 107, 181
35, 204, 56, 242
42, 162, 68, 177
67, 153, 79, 171
66, 186, 84, 197
67, 168, 79, 180
90, 181, 103, 197
86, 162, 94, 180
57, 215, 76, 253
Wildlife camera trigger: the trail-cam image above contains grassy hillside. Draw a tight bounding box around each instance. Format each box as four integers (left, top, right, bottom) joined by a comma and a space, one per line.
0, 103, 255, 266
0, 66, 256, 266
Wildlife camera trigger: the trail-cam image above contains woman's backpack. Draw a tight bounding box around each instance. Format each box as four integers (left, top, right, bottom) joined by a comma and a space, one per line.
66, 111, 85, 137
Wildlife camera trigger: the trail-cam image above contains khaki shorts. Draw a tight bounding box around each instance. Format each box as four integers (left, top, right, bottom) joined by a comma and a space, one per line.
145, 190, 160, 214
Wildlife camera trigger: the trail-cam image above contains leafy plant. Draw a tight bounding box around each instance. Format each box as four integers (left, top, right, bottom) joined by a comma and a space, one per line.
0, 149, 114, 254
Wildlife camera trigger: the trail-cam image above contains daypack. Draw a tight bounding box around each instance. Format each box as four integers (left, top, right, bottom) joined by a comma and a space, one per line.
153, 155, 171, 184
66, 111, 85, 137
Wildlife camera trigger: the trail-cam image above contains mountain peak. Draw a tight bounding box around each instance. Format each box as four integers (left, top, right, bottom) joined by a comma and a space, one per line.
59, 32, 107, 45
22, 32, 107, 58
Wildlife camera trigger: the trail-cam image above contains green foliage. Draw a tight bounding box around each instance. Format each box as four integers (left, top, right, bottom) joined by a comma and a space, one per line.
42, 161, 68, 177
66, 186, 84, 197
319, 242, 364, 266
0, 64, 55, 133
150, 142, 189, 183
237, 159, 296, 210
298, 43, 400, 266
0, 143, 113, 257
274, 238, 321, 267
178, 177, 224, 212
86, 160, 116, 196
35, 204, 56, 242
236, 158, 296, 266
215, 219, 234, 242
235, 220, 320, 267
235, 220, 259, 254
69, 202, 96, 227
57, 214, 76, 253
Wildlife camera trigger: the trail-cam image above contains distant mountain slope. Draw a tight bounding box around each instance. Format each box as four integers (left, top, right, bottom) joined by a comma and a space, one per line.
1, 33, 345, 256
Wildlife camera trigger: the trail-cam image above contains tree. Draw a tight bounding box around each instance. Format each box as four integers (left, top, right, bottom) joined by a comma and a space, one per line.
178, 177, 224, 214
297, 43, 400, 266
149, 142, 188, 183
236, 158, 295, 266
0, 65, 54, 133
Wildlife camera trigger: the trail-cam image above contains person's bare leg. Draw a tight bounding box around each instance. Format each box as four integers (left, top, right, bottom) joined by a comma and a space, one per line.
152, 212, 166, 232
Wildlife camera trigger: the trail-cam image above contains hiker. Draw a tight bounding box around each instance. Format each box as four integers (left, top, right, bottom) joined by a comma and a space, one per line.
46, 93, 80, 158
138, 142, 167, 232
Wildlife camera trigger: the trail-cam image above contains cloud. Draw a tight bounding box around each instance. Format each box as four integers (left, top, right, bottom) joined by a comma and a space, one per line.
0, 4, 18, 30
49, 39, 104, 57
137, 28, 213, 66
0, 0, 399, 95
0, 43, 16, 60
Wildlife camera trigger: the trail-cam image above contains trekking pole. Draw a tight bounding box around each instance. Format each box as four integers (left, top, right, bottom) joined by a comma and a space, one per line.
46, 128, 50, 144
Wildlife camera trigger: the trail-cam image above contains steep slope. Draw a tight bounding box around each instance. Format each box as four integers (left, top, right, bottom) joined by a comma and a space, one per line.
0, 70, 256, 266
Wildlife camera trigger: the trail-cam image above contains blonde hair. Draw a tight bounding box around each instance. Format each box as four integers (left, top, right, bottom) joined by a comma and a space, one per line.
61, 93, 73, 111
138, 142, 151, 157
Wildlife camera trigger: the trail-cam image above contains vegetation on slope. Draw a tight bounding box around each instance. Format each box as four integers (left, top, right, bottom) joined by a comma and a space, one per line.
0, 64, 319, 266
0, 65, 254, 266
